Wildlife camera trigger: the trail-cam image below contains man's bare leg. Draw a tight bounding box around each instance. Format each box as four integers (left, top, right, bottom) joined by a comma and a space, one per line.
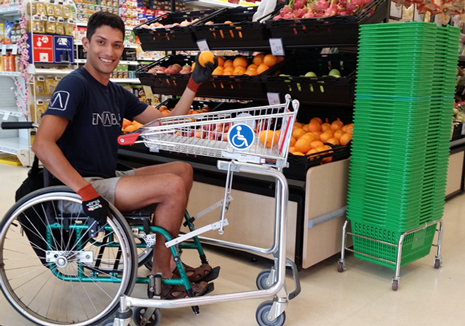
114, 172, 188, 277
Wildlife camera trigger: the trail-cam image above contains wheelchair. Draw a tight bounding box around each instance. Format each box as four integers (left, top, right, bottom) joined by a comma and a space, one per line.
0, 184, 220, 326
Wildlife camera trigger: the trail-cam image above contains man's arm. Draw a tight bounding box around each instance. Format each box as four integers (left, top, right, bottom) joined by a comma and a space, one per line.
133, 87, 196, 124
32, 115, 90, 192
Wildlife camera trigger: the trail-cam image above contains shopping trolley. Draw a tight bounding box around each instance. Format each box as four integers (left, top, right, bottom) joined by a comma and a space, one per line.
112, 94, 302, 326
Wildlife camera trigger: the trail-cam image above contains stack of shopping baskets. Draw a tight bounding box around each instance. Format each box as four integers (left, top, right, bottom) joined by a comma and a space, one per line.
346, 22, 460, 269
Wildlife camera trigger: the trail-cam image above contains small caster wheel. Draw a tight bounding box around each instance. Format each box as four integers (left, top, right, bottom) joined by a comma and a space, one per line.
256, 270, 273, 290
392, 280, 399, 291
337, 261, 345, 273
256, 301, 286, 326
434, 258, 442, 269
133, 307, 161, 326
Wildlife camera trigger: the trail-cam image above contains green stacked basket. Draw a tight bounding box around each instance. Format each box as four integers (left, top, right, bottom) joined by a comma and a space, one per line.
347, 22, 460, 269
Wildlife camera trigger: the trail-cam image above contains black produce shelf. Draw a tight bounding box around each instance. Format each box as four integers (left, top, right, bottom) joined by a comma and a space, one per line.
265, 0, 388, 47
137, 54, 287, 100
190, 6, 280, 50
134, 9, 216, 51
263, 51, 357, 106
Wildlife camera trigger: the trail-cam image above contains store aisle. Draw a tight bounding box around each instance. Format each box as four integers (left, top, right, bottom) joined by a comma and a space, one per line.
0, 164, 464, 326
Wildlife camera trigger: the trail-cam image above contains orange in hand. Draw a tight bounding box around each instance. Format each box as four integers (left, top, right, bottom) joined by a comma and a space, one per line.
199, 51, 215, 67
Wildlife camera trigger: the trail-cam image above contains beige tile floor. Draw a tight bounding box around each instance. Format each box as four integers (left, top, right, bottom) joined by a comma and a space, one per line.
0, 163, 464, 326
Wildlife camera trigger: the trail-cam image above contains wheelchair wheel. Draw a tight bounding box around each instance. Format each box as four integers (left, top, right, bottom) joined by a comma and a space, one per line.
0, 186, 138, 326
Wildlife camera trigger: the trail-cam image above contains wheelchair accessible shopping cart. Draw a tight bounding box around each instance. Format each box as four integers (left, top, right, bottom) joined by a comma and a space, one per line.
0, 95, 301, 326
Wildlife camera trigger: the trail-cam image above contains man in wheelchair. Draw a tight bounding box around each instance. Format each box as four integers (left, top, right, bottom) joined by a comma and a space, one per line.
32, 11, 218, 299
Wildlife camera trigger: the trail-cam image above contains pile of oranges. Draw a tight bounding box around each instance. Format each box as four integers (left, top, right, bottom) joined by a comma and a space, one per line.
122, 118, 143, 133
289, 117, 353, 160
212, 53, 284, 76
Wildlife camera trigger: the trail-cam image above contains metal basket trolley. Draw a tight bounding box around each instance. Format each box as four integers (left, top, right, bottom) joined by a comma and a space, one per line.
114, 95, 301, 326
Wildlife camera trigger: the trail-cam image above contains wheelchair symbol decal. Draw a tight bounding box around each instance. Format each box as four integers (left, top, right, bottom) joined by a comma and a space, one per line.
228, 123, 254, 150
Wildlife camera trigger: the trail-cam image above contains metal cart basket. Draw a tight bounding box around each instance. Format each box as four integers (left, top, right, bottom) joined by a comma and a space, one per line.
114, 95, 301, 326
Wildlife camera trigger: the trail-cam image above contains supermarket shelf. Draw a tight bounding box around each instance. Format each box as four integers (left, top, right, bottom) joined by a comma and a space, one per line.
0, 137, 29, 155
0, 4, 20, 15
185, 0, 257, 8
110, 78, 140, 84
0, 71, 21, 77
74, 59, 138, 65
31, 68, 75, 75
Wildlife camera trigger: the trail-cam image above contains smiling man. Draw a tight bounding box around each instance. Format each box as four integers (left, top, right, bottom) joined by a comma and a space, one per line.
32, 12, 218, 299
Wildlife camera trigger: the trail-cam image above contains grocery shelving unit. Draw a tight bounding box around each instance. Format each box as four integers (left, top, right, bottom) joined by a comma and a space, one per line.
0, 4, 31, 166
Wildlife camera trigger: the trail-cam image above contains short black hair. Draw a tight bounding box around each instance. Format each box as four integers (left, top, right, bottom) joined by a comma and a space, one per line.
86, 12, 125, 41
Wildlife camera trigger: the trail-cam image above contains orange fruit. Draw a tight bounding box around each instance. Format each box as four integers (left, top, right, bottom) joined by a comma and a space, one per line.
293, 152, 305, 156
244, 68, 258, 76
294, 138, 312, 153
293, 122, 303, 129
223, 60, 234, 68
326, 138, 340, 145
276, 56, 285, 63
122, 118, 132, 129
256, 63, 269, 74
253, 53, 265, 66
233, 56, 248, 68
124, 125, 137, 132
292, 128, 306, 139
289, 146, 296, 153
340, 132, 352, 145
310, 140, 324, 149
300, 133, 316, 142
259, 130, 278, 148
161, 110, 170, 115
199, 51, 215, 67
217, 56, 225, 67
333, 130, 344, 140
212, 67, 224, 75
247, 64, 258, 70
319, 131, 333, 143
263, 54, 277, 67
233, 66, 246, 75
290, 136, 296, 147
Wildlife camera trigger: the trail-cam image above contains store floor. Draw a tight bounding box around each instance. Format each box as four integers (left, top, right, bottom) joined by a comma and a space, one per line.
0, 163, 464, 326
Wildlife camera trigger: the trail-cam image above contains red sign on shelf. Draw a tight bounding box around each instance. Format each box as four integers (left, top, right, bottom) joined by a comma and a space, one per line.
32, 34, 54, 63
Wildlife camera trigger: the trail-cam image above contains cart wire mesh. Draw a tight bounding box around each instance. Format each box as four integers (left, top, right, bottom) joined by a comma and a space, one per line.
118, 95, 299, 169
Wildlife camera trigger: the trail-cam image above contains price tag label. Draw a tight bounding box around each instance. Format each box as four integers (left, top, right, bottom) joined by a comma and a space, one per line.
269, 38, 284, 56
142, 86, 155, 100
11, 45, 17, 55
461, 122, 465, 135
197, 39, 210, 52
3, 111, 10, 121
267, 92, 281, 105
1, 45, 7, 56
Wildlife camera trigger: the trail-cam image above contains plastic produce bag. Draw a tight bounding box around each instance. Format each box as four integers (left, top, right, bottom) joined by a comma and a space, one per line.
253, 0, 277, 22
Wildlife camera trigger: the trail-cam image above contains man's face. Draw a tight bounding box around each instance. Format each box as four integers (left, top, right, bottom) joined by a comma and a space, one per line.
82, 25, 124, 77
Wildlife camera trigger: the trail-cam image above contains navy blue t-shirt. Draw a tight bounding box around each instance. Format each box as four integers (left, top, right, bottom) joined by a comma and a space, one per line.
43, 67, 148, 178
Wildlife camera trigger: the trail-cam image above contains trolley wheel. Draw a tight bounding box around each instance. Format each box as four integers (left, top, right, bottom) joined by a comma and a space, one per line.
0, 186, 138, 326
434, 258, 442, 269
392, 280, 399, 291
256, 301, 286, 326
337, 262, 345, 273
133, 307, 161, 326
256, 270, 274, 290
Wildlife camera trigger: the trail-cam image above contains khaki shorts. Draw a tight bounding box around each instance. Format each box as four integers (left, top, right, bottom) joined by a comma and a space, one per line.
84, 169, 135, 204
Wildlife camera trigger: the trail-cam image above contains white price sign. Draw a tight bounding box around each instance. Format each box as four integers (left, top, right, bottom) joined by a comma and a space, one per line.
461, 122, 465, 136
197, 39, 210, 53
269, 38, 285, 56
3, 111, 10, 121
142, 86, 155, 100
1, 45, 6, 56
267, 92, 281, 105
11, 45, 17, 55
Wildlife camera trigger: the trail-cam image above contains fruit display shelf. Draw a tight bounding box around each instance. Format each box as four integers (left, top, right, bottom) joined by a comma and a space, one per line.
265, 0, 388, 47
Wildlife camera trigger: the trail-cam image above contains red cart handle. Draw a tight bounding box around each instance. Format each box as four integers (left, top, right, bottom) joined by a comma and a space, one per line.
118, 132, 140, 146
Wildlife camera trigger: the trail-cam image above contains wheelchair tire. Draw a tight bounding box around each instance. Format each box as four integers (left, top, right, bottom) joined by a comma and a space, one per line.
0, 186, 138, 326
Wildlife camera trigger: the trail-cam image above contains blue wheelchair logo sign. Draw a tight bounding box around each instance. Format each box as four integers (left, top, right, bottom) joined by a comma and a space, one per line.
228, 123, 254, 150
